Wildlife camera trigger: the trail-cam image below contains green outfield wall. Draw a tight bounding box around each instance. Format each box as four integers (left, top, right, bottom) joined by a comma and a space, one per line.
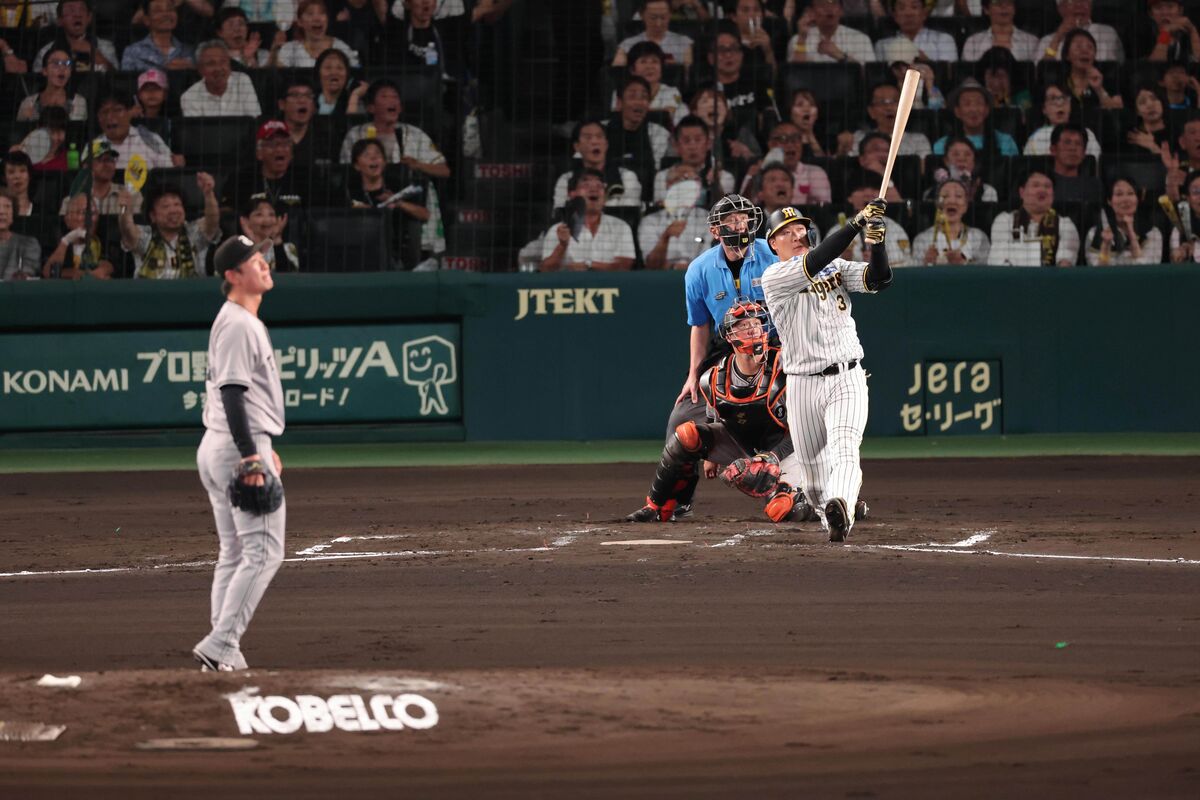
1, 266, 1196, 440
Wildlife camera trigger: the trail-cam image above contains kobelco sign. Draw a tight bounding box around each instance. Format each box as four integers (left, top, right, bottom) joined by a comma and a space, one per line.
514, 288, 620, 320
226, 690, 439, 735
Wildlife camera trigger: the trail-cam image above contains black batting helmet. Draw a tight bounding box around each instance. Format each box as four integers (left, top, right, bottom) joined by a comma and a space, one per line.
764, 206, 814, 240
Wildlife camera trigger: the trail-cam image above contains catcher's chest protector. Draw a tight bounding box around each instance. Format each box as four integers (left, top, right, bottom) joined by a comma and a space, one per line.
703, 348, 789, 453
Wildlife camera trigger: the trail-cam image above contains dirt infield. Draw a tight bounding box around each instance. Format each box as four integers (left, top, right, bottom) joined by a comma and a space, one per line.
1, 456, 1198, 798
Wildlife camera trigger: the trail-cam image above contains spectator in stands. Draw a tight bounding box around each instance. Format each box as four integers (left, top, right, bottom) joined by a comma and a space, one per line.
276, 0, 359, 67
605, 75, 672, 195
314, 47, 367, 115
788, 0, 875, 63
1037, 0, 1123, 63
639, 172, 711, 270
1159, 61, 1198, 111
346, 137, 426, 268
336, 0, 388, 67
933, 79, 1019, 157
689, 82, 761, 171
0, 35, 28, 73
18, 48, 86, 121
975, 46, 1030, 112
0, 194, 40, 280
927, 0, 980, 14
0, 0, 53, 30
1125, 85, 1172, 156
133, 68, 168, 119
121, 0, 196, 72
95, 91, 179, 169
540, 169, 636, 271
787, 89, 828, 157
34, 0, 117, 72
119, 175, 221, 278
225, 120, 313, 211
2, 152, 35, 216
181, 41, 262, 117
1168, 170, 1200, 262
392, 0, 448, 69
962, 0, 1037, 61
845, 82, 932, 158
727, 0, 777, 73
1050, 122, 1102, 203
239, 196, 300, 271
224, 0, 296, 30
706, 23, 775, 141
913, 175, 990, 265
989, 170, 1079, 266
751, 162, 798, 219
1060, 29, 1122, 111
554, 120, 643, 210
278, 78, 330, 166
1140, 0, 1200, 63
338, 79, 447, 181
878, 40, 944, 111
652, 115, 734, 204
611, 41, 686, 125
42, 193, 113, 279
840, 131, 903, 201
742, 120, 830, 204
875, 0, 957, 62
613, 0, 693, 66
1024, 82, 1101, 158
1084, 177, 1163, 266
841, 183, 912, 264
936, 136, 999, 201
59, 139, 143, 216
12, 105, 68, 169
1164, 114, 1200, 202
216, 6, 270, 67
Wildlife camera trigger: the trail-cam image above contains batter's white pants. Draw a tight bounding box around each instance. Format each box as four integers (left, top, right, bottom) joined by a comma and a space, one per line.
786, 366, 868, 532
194, 429, 286, 668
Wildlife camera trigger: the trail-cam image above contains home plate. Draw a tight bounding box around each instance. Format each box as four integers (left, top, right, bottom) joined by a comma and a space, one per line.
135, 737, 259, 751
601, 539, 693, 546
0, 721, 66, 741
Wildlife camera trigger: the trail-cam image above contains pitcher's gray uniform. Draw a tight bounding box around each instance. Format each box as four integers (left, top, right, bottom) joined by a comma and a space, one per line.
760, 203, 891, 541
193, 294, 286, 670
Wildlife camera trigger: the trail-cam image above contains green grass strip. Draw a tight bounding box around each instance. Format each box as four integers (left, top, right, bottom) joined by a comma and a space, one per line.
0, 433, 1197, 473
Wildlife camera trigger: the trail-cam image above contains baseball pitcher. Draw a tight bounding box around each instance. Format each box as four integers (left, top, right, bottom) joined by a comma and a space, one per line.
192, 235, 287, 672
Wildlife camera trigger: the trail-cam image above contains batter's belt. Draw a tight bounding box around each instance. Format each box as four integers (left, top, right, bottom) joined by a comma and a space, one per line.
808, 359, 859, 377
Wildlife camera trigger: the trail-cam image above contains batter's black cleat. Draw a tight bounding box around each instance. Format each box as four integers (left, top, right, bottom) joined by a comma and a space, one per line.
192, 648, 234, 672
855, 499, 869, 520
825, 498, 850, 543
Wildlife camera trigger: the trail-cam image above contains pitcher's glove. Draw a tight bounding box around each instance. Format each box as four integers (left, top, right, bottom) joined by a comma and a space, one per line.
850, 198, 887, 230
864, 217, 887, 245
228, 458, 284, 515
720, 452, 782, 498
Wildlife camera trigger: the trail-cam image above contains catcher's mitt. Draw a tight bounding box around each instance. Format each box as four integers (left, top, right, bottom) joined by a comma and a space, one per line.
228, 459, 284, 515
720, 452, 782, 498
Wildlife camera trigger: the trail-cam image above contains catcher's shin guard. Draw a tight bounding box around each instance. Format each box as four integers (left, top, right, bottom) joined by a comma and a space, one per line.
647, 421, 712, 507
764, 483, 800, 523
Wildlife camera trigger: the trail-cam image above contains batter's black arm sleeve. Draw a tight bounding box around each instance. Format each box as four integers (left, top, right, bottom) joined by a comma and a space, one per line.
220, 384, 258, 459
802, 223, 862, 280
865, 241, 893, 291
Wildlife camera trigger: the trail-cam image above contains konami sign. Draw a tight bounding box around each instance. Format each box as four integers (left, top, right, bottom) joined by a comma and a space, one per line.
227, 691, 439, 736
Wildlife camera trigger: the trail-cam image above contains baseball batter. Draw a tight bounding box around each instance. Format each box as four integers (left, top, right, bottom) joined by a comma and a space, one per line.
760, 201, 891, 542
192, 235, 287, 672
629, 300, 813, 524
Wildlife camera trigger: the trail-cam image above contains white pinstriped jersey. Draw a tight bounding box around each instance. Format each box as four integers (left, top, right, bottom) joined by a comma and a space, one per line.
761, 255, 874, 376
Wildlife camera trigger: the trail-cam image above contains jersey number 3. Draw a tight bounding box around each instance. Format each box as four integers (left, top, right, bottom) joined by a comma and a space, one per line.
833, 293, 847, 312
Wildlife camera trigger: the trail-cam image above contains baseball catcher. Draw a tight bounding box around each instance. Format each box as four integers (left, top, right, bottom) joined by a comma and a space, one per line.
629, 300, 814, 524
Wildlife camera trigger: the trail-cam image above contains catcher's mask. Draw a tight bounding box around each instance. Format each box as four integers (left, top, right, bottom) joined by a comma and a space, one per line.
719, 300, 771, 356
765, 206, 814, 253
707, 194, 763, 255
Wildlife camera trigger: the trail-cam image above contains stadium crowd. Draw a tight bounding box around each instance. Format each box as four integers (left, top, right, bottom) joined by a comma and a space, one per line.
1, 0, 1199, 278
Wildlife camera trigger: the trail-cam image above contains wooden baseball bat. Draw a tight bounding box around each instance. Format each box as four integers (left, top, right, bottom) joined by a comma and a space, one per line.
878, 69, 922, 201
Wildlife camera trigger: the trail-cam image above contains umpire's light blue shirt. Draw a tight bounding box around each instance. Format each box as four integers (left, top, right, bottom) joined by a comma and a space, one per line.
684, 238, 775, 328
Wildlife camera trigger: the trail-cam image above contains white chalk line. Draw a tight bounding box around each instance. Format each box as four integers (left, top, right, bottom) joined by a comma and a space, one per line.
3, 527, 1198, 578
